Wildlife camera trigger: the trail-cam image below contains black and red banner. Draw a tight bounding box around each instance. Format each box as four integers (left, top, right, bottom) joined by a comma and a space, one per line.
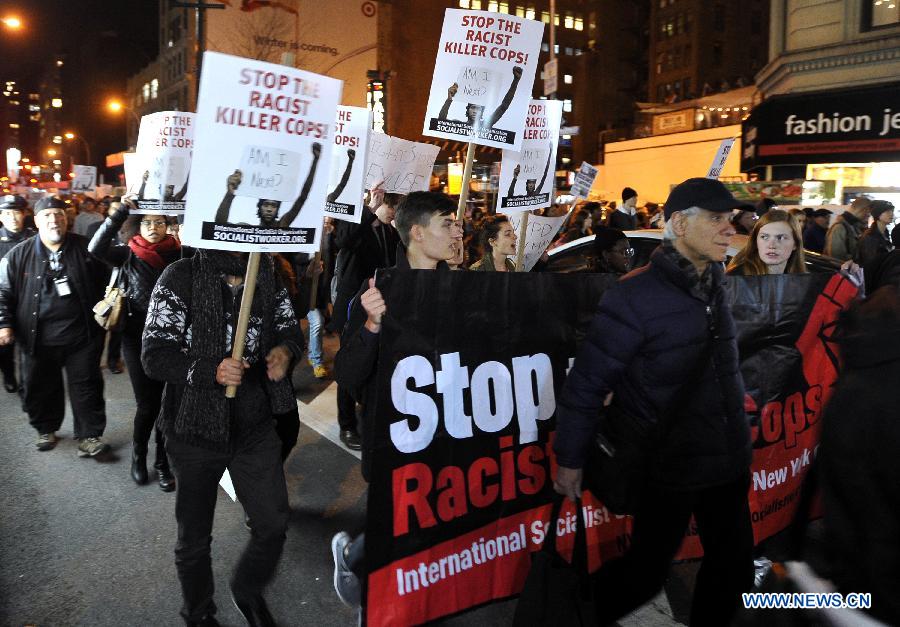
364, 270, 857, 626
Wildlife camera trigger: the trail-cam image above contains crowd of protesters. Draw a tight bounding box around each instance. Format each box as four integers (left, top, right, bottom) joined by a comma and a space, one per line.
1, 177, 899, 627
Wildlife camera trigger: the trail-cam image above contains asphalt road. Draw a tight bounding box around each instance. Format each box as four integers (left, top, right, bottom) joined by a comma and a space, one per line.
0, 332, 686, 626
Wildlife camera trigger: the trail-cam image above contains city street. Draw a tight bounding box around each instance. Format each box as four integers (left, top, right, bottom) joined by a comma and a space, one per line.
0, 332, 685, 626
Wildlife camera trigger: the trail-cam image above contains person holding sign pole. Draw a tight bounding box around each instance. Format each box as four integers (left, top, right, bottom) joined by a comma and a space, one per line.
141, 250, 304, 627
331, 192, 463, 611
469, 214, 517, 272
213, 142, 323, 229
439, 66, 523, 130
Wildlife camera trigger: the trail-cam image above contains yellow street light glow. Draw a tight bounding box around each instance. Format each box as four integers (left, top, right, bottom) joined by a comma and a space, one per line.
47, 149, 57, 156
2, 16, 22, 29
107, 99, 124, 113
64, 132, 75, 139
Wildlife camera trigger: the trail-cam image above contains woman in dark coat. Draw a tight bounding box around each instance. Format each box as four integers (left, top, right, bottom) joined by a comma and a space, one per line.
89, 201, 182, 491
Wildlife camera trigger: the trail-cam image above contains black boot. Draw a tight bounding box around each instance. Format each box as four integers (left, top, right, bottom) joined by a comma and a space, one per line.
155, 459, 176, 492
131, 447, 148, 485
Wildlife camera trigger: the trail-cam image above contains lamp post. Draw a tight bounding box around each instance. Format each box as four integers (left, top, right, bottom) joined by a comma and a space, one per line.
63, 132, 92, 166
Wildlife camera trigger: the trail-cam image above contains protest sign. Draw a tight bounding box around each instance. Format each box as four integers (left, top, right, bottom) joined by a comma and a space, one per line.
496, 99, 563, 213
505, 212, 567, 271
71, 165, 97, 194
423, 9, 544, 151
706, 137, 736, 179
570, 161, 598, 199
180, 51, 342, 252
365, 134, 440, 195
130, 111, 195, 214
325, 106, 370, 223
364, 270, 857, 625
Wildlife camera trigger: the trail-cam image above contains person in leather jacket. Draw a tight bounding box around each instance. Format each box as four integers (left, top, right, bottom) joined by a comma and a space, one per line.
89, 200, 182, 491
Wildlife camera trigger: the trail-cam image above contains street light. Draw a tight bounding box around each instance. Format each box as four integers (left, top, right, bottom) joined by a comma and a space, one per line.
63, 131, 92, 166
2, 16, 22, 30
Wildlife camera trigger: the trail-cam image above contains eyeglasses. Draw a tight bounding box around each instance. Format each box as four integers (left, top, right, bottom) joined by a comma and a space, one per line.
140, 220, 167, 228
614, 247, 635, 258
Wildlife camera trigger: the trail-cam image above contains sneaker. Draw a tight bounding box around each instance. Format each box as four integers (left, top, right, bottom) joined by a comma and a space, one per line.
77, 437, 110, 458
312, 364, 329, 379
331, 532, 361, 607
36, 432, 57, 451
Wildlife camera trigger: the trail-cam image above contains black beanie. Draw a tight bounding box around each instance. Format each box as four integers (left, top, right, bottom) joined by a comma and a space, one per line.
593, 226, 627, 255
870, 200, 895, 221
622, 187, 637, 203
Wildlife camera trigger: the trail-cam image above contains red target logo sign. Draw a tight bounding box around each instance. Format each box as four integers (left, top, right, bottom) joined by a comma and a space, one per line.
361, 1, 376, 17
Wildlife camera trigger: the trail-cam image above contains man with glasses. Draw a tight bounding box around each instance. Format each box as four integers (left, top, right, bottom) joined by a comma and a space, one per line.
0, 196, 109, 456
592, 226, 634, 275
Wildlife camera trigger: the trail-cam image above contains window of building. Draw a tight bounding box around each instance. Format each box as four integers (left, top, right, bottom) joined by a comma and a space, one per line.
525, 7, 535, 20
541, 10, 550, 23
574, 17, 583, 31
564, 46, 573, 55
656, 51, 664, 74
142, 83, 150, 103
712, 41, 723, 66
488, 1, 508, 12
554, 43, 559, 54
150, 78, 159, 99
541, 42, 549, 51
864, 0, 900, 29
713, 4, 725, 30
564, 14, 574, 29
574, 48, 582, 55
564, 74, 573, 84
51, 98, 62, 108
563, 99, 572, 112
516, 6, 524, 17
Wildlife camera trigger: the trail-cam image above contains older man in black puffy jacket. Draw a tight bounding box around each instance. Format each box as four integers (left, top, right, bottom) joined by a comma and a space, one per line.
554, 178, 755, 626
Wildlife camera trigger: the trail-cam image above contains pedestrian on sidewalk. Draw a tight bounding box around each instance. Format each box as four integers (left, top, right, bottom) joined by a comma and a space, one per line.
0, 194, 35, 393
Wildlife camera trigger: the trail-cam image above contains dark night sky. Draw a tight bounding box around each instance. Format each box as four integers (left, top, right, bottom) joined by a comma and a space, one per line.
0, 0, 159, 172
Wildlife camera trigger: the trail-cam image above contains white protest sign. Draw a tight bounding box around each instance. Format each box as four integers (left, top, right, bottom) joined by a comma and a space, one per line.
219, 469, 237, 502
235, 145, 303, 202
181, 51, 342, 253
325, 106, 370, 223
571, 161, 598, 198
133, 111, 195, 214
496, 99, 563, 213
365, 134, 440, 195
454, 66, 500, 106
123, 153, 146, 198
505, 212, 567, 271
71, 165, 97, 194
423, 9, 544, 151
706, 137, 736, 179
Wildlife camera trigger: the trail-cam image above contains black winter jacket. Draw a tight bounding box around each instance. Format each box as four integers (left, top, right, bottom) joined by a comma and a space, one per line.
820, 286, 900, 624
0, 233, 106, 354
0, 226, 35, 259
329, 208, 400, 333
554, 246, 751, 490
334, 247, 449, 481
88, 207, 182, 329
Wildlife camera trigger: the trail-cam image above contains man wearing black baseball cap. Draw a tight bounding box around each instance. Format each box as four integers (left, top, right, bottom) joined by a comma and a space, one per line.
0, 195, 109, 457
555, 177, 754, 625
803, 208, 832, 253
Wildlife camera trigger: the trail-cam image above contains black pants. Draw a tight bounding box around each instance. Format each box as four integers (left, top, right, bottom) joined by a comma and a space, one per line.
167, 427, 289, 622
336, 335, 360, 433
121, 324, 166, 465
107, 328, 122, 366
592, 474, 754, 627
20, 337, 106, 438
0, 344, 15, 381
273, 405, 300, 462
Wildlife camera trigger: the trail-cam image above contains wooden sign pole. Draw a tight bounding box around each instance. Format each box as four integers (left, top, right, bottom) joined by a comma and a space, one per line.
455, 142, 476, 221
225, 252, 261, 398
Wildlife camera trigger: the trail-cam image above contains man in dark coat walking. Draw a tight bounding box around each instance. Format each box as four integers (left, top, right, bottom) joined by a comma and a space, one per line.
327, 190, 402, 450
554, 178, 755, 626
0, 194, 35, 393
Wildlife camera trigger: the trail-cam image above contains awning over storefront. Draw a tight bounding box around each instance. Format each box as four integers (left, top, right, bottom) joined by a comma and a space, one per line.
741, 82, 900, 170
